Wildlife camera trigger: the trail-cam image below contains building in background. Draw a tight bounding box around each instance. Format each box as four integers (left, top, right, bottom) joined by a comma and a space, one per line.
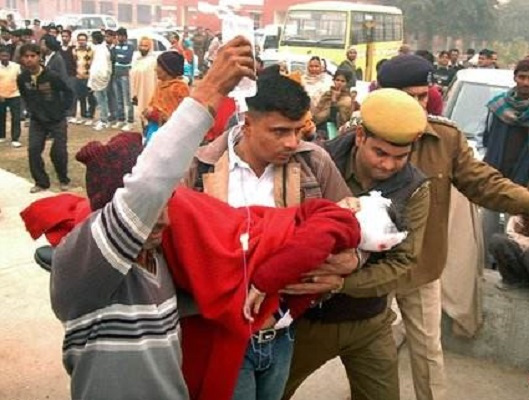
1, 0, 164, 27
168, 0, 378, 31
1, 0, 378, 30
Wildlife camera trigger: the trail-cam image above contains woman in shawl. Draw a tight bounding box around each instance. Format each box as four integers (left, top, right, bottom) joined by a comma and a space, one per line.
142, 51, 190, 143
301, 56, 333, 113
312, 68, 354, 140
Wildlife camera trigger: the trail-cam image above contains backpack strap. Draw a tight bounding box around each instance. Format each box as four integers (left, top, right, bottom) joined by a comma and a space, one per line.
193, 161, 214, 192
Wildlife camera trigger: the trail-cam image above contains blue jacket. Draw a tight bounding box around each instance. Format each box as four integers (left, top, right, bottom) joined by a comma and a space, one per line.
483, 112, 529, 185
113, 43, 134, 76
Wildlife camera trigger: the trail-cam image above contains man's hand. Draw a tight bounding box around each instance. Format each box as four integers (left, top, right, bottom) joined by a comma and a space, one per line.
280, 274, 345, 295
192, 36, 255, 112
330, 87, 339, 103
142, 107, 153, 118
303, 250, 359, 277
243, 285, 266, 322
337, 197, 361, 212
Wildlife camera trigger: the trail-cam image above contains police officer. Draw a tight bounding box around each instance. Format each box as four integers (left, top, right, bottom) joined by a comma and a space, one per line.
377, 54, 529, 400
283, 89, 432, 400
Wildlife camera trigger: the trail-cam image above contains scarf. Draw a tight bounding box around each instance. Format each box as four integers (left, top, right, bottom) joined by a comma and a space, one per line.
149, 78, 190, 124
487, 88, 529, 127
303, 72, 328, 87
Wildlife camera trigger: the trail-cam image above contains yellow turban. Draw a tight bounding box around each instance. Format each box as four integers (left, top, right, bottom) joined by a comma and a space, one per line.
360, 88, 427, 145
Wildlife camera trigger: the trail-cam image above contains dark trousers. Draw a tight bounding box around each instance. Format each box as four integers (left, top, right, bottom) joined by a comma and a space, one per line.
66, 76, 78, 118
0, 96, 21, 141
283, 309, 399, 400
28, 118, 69, 188
490, 233, 529, 284
76, 78, 96, 119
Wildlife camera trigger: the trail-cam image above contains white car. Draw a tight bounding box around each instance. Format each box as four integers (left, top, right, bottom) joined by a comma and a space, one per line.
443, 68, 514, 158
131, 27, 182, 44
127, 30, 171, 55
127, 30, 200, 78
56, 14, 118, 33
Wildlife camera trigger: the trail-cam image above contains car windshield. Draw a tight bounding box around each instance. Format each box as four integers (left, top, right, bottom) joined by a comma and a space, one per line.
282, 10, 346, 48
56, 16, 81, 29
79, 17, 104, 30
105, 17, 117, 28
448, 82, 509, 139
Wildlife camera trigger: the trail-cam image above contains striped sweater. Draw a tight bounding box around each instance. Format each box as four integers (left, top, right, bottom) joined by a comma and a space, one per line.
51, 98, 213, 400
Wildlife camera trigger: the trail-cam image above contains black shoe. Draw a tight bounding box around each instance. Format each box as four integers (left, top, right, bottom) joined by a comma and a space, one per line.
34, 245, 54, 272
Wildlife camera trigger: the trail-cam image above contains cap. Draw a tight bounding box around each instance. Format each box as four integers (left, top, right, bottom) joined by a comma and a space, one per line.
378, 55, 434, 89
360, 88, 427, 145
76, 132, 143, 211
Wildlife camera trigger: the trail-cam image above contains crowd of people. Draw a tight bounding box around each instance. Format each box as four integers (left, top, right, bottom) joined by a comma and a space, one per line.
0, 17, 225, 194
3, 10, 529, 400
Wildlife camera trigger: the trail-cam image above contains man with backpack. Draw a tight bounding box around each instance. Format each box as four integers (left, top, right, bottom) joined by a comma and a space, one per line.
181, 69, 352, 400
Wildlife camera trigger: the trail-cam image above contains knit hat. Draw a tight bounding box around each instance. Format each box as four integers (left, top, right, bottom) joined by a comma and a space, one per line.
361, 88, 427, 145
378, 55, 434, 89
75, 132, 143, 211
157, 51, 184, 77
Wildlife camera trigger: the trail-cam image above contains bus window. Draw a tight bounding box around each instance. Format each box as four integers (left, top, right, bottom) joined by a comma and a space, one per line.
350, 12, 402, 44
350, 12, 367, 45
282, 10, 347, 49
373, 14, 385, 41
386, 14, 403, 41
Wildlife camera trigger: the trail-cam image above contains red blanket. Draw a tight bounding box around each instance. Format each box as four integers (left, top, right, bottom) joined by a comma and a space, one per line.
20, 193, 91, 246
20, 188, 360, 400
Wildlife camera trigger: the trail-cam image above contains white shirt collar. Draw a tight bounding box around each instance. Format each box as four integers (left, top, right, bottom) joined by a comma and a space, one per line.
227, 125, 275, 175
44, 51, 55, 65
228, 126, 248, 171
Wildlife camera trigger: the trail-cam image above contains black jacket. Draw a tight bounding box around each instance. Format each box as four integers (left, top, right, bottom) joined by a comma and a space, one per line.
46, 52, 67, 79
303, 134, 427, 322
59, 46, 77, 77
17, 67, 74, 123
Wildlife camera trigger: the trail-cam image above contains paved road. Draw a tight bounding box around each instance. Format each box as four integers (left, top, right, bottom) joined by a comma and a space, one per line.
1, 168, 528, 400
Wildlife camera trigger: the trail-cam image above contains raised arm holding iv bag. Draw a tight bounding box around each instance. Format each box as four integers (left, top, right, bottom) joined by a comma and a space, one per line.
222, 14, 257, 103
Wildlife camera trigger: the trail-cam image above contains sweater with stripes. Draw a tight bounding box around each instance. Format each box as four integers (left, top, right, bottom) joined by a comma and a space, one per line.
51, 98, 213, 400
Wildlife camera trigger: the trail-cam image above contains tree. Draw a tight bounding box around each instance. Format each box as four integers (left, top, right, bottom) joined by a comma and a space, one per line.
496, 0, 529, 41
385, 0, 498, 45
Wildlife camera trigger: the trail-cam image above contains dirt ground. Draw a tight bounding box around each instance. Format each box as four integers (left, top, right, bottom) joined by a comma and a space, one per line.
0, 122, 129, 194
